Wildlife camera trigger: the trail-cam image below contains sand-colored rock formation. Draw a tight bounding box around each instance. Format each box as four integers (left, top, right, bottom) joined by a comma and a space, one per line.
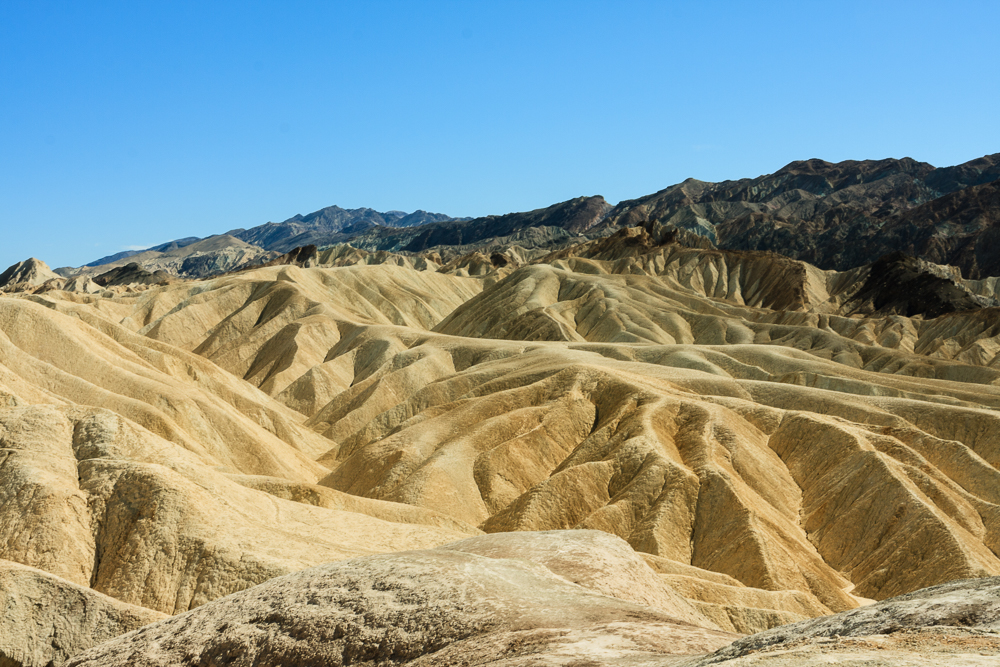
3, 229, 1000, 659
0, 258, 61, 292
0, 401, 474, 616
314, 244, 442, 271
0, 559, 166, 667
63, 540, 1000, 667
684, 576, 1000, 666
66, 531, 739, 666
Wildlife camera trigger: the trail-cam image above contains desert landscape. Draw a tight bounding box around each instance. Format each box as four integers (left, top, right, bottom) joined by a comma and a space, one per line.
0, 155, 998, 664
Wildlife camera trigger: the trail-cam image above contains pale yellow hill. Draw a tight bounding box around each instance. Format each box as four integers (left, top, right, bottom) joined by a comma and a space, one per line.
0, 257, 61, 292
303, 329, 1000, 609
3, 237, 1000, 649
0, 293, 478, 620
436, 262, 1000, 374
313, 243, 442, 271
0, 401, 475, 616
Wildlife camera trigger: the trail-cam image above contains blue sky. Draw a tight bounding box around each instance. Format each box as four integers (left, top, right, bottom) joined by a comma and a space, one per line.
1, 0, 998, 270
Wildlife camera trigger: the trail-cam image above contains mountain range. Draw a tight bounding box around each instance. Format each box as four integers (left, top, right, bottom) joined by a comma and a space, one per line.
57, 152, 1000, 285
606, 153, 1000, 278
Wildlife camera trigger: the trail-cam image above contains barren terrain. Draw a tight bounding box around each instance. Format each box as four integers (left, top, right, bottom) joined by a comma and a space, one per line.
3, 155, 1000, 664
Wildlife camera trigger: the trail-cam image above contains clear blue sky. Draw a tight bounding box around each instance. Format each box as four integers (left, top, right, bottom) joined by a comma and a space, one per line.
2, 0, 998, 270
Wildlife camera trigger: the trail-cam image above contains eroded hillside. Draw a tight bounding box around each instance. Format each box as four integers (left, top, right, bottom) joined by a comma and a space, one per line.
2, 226, 1000, 663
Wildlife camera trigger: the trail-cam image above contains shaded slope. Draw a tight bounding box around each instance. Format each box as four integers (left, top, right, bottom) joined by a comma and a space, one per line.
93, 262, 172, 287
843, 251, 988, 317
866, 178, 1000, 279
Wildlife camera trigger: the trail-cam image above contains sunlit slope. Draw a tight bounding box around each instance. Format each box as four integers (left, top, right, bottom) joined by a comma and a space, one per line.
8, 249, 1000, 631
0, 295, 478, 619
93, 265, 482, 395
436, 259, 1000, 373
0, 297, 329, 476
301, 329, 1000, 607
0, 403, 473, 615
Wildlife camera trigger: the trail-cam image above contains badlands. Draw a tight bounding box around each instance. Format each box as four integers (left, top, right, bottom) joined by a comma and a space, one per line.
3, 158, 1000, 664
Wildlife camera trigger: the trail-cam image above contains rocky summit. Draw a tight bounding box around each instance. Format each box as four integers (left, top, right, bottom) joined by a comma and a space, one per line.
2, 152, 1000, 665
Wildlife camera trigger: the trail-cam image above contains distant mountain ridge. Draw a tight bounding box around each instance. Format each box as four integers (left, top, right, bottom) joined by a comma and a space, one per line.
70, 152, 1000, 282
606, 152, 1000, 278
82, 207, 464, 270
224, 206, 463, 253
86, 237, 202, 267
332, 195, 613, 256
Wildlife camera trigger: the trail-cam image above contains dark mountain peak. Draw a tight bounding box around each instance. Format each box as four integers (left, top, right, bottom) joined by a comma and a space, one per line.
601, 152, 1000, 278
480, 195, 610, 232
67, 150, 1000, 284
776, 158, 836, 175
771, 156, 935, 193
395, 195, 610, 254
963, 153, 1000, 168
394, 210, 461, 228
92, 262, 172, 287
845, 251, 986, 318
296, 205, 382, 227
925, 152, 1000, 194
232, 204, 472, 252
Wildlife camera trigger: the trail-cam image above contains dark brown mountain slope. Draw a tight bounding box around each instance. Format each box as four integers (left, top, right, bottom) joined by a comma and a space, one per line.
604, 153, 1000, 277
863, 179, 1000, 278
345, 194, 612, 253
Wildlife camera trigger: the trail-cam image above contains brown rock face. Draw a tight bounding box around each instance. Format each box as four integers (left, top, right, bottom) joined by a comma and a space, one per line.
603, 153, 1000, 279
